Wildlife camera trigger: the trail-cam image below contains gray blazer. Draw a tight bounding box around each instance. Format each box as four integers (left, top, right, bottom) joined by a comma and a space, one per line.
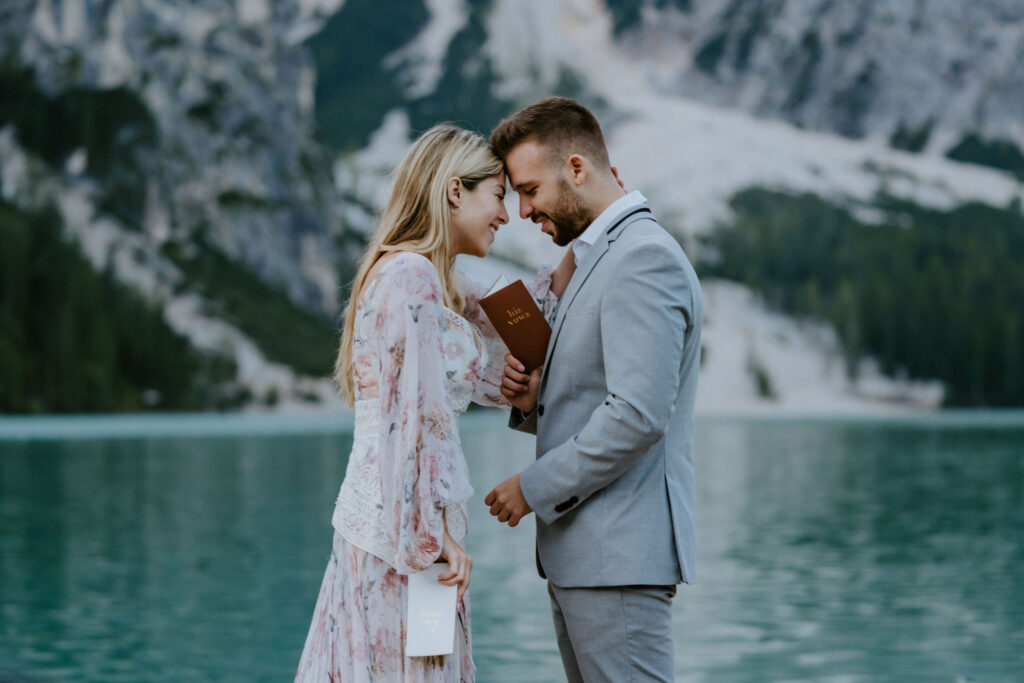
511, 203, 702, 588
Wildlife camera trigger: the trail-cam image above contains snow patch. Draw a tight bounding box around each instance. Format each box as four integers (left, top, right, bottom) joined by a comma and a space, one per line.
236, 0, 271, 26
385, 0, 469, 98
697, 281, 943, 415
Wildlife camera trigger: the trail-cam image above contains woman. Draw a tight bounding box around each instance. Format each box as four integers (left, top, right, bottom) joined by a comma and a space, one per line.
295, 125, 572, 682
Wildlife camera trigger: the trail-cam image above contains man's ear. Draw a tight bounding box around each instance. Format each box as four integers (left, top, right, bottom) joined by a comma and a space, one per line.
446, 177, 463, 209
567, 154, 586, 186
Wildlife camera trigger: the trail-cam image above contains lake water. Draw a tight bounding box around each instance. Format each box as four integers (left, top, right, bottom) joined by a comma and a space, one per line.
1, 411, 1022, 681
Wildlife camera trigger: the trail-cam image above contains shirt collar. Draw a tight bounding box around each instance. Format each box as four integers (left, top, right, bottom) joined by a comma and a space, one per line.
572, 190, 647, 265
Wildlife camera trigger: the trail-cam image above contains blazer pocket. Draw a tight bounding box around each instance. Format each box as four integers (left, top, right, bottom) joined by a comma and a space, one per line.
562, 308, 603, 394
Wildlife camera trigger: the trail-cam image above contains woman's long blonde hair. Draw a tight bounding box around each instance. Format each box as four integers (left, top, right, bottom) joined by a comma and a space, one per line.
334, 125, 504, 404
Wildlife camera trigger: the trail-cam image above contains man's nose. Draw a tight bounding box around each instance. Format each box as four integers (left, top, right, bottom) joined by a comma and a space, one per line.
519, 200, 532, 220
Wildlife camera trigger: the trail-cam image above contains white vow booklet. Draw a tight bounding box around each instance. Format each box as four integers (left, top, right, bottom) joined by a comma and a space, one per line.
406, 562, 457, 657
483, 275, 509, 298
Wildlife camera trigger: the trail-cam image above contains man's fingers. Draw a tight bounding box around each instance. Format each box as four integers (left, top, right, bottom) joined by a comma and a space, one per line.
497, 509, 511, 523
484, 490, 496, 506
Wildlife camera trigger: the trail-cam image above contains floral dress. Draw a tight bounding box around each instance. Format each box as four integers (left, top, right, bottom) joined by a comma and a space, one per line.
295, 252, 555, 682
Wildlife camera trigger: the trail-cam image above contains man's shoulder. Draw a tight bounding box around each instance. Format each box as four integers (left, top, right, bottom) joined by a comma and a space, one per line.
611, 216, 687, 264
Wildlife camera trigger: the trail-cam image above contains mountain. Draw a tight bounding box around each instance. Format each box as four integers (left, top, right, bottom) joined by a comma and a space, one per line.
1, 0, 355, 411
324, 0, 1024, 411
1, 0, 1021, 412
616, 1, 1024, 147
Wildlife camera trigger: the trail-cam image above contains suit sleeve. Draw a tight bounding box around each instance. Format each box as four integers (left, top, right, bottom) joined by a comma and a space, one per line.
519, 239, 694, 524
509, 406, 538, 434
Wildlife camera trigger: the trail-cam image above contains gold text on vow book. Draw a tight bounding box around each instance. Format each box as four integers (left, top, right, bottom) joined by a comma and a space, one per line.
478, 276, 552, 372
506, 306, 532, 326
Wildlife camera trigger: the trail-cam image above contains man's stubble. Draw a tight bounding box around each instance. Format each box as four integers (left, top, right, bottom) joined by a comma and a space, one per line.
548, 178, 593, 247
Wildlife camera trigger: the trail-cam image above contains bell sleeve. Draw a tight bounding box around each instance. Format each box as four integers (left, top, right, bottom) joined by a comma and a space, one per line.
458, 266, 559, 407
376, 255, 474, 574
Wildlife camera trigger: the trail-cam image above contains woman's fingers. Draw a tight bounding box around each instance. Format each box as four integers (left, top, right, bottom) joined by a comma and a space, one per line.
438, 532, 471, 603
504, 353, 526, 373
501, 366, 528, 387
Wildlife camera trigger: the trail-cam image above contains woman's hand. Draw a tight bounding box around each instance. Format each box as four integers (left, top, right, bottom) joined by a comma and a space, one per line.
501, 353, 541, 414
437, 529, 472, 604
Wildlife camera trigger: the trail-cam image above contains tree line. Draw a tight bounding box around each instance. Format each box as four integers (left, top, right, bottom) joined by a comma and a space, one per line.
701, 189, 1024, 406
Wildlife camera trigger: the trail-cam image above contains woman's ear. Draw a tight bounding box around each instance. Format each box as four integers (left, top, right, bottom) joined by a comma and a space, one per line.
446, 177, 463, 210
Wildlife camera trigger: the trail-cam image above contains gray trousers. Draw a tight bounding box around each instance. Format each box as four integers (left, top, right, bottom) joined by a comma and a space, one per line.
547, 582, 677, 683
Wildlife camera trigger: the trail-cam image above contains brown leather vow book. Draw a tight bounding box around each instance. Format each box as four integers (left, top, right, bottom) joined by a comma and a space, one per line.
478, 277, 551, 372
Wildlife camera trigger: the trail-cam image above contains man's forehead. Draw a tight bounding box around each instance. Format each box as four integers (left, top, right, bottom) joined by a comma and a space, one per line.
506, 141, 550, 188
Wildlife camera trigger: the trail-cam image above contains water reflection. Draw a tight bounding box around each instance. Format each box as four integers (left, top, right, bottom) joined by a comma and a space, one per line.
0, 414, 1021, 681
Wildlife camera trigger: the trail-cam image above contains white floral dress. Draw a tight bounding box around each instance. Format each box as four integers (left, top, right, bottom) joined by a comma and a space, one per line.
295, 252, 555, 682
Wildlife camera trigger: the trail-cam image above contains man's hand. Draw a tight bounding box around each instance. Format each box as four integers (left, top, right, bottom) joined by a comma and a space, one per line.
501, 353, 541, 414
484, 473, 533, 527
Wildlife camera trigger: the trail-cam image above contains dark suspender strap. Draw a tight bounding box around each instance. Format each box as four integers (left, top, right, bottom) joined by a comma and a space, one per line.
606, 207, 653, 238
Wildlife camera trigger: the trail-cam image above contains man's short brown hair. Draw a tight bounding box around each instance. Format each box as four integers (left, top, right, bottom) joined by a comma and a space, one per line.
490, 97, 610, 167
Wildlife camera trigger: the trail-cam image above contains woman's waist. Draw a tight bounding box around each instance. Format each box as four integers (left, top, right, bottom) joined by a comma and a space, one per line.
353, 397, 381, 440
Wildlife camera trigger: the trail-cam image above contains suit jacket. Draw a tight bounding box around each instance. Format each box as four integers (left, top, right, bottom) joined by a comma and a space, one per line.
511, 203, 703, 588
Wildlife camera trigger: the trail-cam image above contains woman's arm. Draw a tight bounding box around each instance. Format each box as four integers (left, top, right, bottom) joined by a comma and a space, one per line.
549, 243, 577, 298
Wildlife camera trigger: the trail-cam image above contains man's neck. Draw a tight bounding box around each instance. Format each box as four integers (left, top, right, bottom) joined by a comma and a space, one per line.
586, 183, 630, 224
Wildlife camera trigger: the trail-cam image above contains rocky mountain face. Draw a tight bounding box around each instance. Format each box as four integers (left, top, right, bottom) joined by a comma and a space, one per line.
1, 0, 364, 411
3, 0, 350, 313
616, 0, 1024, 170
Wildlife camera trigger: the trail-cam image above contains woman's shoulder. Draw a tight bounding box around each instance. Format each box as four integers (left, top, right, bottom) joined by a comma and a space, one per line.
375, 252, 443, 298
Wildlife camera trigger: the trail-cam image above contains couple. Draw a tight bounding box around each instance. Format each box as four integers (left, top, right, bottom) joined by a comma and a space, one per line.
295, 97, 703, 683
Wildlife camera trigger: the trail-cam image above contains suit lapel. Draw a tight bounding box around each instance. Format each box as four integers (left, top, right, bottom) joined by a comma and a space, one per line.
540, 205, 652, 384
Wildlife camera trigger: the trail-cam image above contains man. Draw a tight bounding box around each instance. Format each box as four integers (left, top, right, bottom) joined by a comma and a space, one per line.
484, 97, 703, 683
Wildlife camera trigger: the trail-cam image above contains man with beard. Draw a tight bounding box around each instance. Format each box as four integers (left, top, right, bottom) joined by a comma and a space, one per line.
484, 97, 703, 683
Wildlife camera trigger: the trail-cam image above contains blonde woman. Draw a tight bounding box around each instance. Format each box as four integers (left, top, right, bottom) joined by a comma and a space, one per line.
295, 125, 572, 682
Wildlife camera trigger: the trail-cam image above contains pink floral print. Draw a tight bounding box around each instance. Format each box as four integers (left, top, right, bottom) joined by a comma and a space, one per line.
296, 253, 555, 682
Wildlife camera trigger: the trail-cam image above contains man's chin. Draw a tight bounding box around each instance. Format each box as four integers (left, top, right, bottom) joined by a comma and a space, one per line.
551, 232, 573, 247
543, 222, 569, 247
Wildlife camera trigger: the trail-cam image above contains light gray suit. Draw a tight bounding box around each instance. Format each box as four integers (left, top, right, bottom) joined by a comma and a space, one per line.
511, 202, 702, 682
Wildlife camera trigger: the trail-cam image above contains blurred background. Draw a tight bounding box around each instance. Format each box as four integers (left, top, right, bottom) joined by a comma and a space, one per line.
2, 0, 1022, 415
1, 1, 1022, 681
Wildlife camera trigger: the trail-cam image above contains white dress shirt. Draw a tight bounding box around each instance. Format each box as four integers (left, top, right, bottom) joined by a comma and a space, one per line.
571, 191, 648, 266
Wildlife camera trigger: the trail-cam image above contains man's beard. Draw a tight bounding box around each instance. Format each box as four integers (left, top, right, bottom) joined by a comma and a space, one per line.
545, 179, 592, 247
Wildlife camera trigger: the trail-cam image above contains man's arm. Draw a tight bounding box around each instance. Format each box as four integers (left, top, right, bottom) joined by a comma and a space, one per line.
518, 239, 693, 524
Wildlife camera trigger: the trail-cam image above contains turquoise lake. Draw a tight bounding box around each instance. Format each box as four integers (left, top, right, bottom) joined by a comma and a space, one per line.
1, 411, 1022, 681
